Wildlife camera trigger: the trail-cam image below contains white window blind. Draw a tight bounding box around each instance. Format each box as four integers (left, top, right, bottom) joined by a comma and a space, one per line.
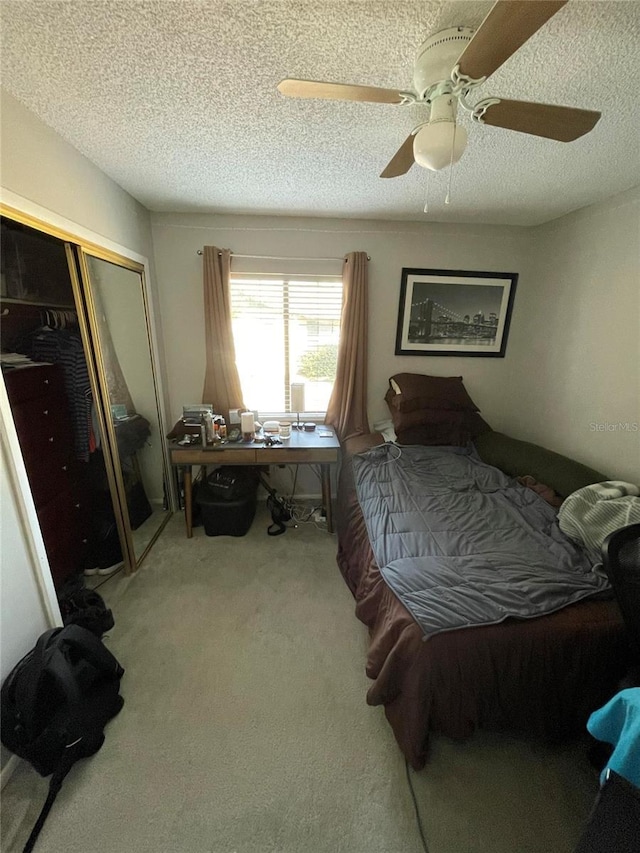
229, 275, 343, 414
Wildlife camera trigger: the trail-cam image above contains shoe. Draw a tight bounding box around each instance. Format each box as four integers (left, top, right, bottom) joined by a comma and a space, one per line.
96, 562, 122, 576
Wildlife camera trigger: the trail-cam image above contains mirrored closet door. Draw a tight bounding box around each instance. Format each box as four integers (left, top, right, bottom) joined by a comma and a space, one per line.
1, 208, 170, 592
77, 250, 171, 567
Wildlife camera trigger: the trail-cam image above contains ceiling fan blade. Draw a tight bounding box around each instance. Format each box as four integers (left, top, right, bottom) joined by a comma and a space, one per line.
481, 99, 601, 141
277, 79, 404, 105
380, 134, 416, 178
457, 0, 568, 81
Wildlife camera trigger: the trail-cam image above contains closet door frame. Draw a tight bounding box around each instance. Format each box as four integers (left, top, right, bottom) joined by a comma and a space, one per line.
64, 244, 136, 573
0, 202, 173, 585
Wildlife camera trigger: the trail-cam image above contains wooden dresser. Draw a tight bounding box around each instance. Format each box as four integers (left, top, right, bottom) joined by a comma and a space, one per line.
4, 363, 85, 588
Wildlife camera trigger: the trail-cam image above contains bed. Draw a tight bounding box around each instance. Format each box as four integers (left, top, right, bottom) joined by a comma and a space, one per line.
336, 375, 630, 769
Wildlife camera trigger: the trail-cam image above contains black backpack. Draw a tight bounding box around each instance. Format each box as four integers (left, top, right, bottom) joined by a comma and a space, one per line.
57, 578, 115, 637
0, 625, 125, 852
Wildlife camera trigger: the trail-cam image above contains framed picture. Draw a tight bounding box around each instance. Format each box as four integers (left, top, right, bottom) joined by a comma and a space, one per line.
395, 268, 518, 357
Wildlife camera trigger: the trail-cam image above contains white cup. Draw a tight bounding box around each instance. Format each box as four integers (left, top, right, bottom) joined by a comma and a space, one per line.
279, 421, 291, 439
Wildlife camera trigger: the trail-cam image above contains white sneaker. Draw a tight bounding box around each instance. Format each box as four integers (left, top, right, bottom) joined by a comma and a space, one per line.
96, 562, 122, 576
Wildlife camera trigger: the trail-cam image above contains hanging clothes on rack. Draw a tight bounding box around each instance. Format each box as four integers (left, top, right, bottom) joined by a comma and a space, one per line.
40, 308, 78, 330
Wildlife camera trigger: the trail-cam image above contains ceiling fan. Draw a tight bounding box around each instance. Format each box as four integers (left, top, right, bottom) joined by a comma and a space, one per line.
277, 0, 601, 178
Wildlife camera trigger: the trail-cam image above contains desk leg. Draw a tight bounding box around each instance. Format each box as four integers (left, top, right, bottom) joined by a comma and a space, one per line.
183, 466, 193, 538
320, 463, 333, 534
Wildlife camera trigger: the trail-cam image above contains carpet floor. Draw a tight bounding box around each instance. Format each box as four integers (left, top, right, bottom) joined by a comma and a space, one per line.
1, 507, 599, 853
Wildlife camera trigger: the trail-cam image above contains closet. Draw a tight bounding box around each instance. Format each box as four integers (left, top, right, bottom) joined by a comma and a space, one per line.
1, 210, 170, 591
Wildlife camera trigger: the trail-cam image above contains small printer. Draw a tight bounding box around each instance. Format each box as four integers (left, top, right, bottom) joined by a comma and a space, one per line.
182, 404, 214, 426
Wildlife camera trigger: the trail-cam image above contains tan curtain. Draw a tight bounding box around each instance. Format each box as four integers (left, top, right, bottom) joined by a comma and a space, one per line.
325, 251, 370, 442
202, 246, 245, 419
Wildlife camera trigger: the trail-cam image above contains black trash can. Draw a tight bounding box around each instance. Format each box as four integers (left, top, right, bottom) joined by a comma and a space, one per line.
195, 467, 258, 537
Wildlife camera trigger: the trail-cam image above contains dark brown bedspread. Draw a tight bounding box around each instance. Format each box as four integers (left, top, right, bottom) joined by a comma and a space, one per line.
336, 434, 629, 769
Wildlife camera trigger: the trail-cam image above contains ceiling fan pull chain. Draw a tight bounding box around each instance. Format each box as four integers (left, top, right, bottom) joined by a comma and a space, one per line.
423, 170, 431, 214
445, 123, 457, 205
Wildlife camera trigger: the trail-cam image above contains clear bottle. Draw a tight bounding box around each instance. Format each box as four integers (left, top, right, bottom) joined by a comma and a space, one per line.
204, 411, 214, 444
219, 418, 227, 440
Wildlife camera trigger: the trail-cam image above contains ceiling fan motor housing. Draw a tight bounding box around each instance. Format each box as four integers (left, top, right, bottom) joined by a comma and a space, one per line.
413, 26, 474, 97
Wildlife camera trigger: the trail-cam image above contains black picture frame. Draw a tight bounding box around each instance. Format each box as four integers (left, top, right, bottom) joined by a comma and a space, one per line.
395, 268, 518, 358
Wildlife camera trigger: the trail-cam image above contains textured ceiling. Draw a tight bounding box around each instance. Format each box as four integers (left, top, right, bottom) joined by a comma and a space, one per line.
1, 0, 639, 225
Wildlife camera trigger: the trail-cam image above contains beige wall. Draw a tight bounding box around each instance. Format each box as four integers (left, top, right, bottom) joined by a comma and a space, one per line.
0, 90, 160, 768
0, 88, 168, 422
507, 186, 640, 483
1, 89, 152, 254
152, 201, 639, 492
151, 212, 533, 497
151, 213, 532, 431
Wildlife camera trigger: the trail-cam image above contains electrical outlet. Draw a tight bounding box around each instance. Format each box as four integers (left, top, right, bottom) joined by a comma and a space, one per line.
312, 510, 326, 523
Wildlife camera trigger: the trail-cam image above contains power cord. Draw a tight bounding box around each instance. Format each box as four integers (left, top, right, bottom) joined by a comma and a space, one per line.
355, 441, 403, 466
284, 499, 326, 529
379, 442, 403, 466
280, 464, 327, 529
405, 759, 430, 853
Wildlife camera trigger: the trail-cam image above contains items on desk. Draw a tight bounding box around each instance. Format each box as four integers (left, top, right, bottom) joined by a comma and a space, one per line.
182, 404, 214, 425
178, 435, 199, 446
203, 412, 214, 444
171, 410, 328, 448
169, 408, 231, 446
241, 411, 255, 442
290, 382, 305, 431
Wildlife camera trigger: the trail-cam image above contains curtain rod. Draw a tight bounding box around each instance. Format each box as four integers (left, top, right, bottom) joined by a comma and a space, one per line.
196, 250, 369, 261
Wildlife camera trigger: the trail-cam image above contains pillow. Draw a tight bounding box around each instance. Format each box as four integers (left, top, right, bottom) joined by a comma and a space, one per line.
386, 373, 480, 413
396, 423, 465, 447
388, 405, 488, 432
394, 410, 491, 447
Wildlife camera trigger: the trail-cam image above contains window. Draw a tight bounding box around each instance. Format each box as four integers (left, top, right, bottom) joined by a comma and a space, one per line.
229, 275, 343, 415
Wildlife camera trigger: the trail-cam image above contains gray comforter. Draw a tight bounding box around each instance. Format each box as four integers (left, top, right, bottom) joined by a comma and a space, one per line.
352, 443, 609, 640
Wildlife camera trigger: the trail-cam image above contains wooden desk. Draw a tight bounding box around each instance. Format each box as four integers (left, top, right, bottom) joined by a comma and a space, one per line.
168, 429, 341, 536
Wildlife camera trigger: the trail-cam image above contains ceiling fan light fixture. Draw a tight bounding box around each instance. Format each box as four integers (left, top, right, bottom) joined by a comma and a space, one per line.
413, 120, 467, 171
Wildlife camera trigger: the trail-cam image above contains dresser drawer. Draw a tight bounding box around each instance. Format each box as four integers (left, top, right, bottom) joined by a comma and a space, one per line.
3, 363, 65, 404
23, 453, 75, 508
37, 488, 84, 586
12, 404, 73, 465
10, 394, 73, 445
